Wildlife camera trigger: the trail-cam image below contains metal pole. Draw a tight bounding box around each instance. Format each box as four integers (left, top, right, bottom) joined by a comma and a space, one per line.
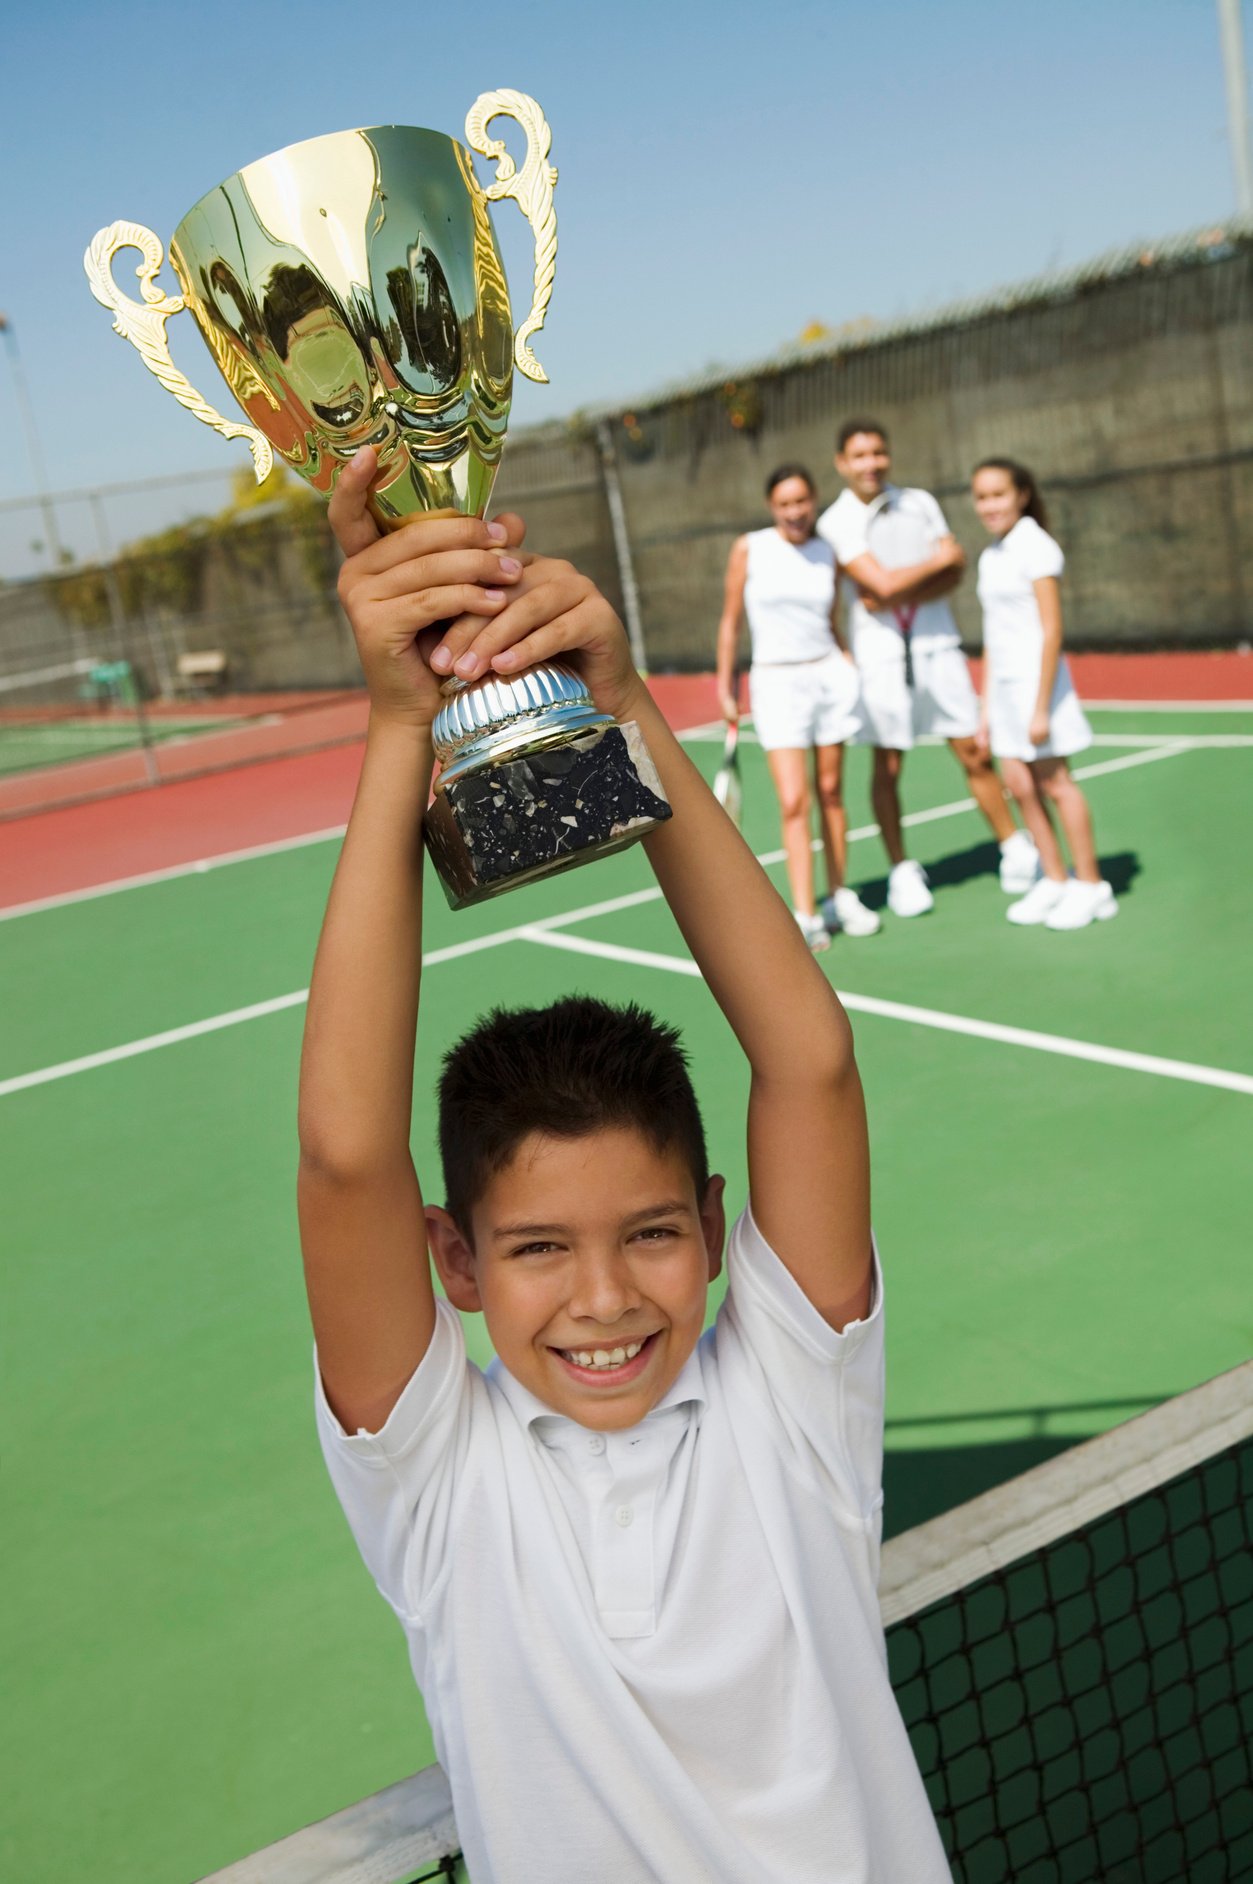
596, 420, 648, 674
0, 316, 64, 565
90, 491, 159, 784
1218, 0, 1253, 218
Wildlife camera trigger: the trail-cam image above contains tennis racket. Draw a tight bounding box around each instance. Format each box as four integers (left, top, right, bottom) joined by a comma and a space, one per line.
893, 603, 917, 689
713, 721, 743, 829
866, 492, 924, 688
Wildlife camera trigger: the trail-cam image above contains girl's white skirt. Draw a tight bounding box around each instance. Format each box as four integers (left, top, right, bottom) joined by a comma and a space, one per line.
988, 660, 1093, 762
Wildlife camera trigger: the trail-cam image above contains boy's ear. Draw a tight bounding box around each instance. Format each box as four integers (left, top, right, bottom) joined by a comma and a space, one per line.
426, 1205, 482, 1312
699, 1174, 726, 1283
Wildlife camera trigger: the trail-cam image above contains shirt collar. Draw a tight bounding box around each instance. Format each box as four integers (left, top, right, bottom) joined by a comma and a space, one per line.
489, 1340, 708, 1443
864, 482, 899, 521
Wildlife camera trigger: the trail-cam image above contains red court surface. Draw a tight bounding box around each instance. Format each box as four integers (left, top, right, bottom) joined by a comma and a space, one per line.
1, 655, 1248, 912
0, 676, 719, 909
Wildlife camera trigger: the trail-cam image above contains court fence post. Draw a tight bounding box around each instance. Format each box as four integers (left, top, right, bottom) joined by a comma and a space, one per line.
596, 420, 649, 675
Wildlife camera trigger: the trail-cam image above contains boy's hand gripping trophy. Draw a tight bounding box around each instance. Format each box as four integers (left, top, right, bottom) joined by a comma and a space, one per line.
85, 93, 670, 907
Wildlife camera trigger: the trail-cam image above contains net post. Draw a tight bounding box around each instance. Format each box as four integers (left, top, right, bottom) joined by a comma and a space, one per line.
89, 489, 158, 784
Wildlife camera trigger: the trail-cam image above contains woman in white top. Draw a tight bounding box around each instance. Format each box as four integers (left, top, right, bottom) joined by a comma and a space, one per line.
716, 465, 878, 948
972, 459, 1117, 930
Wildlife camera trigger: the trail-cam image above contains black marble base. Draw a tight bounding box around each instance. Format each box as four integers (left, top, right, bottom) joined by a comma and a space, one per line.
424, 720, 672, 910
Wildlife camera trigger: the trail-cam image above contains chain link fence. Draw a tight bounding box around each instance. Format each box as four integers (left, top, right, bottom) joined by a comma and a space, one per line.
2, 219, 1249, 815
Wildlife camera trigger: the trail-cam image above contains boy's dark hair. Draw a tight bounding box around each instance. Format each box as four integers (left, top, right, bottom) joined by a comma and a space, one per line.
973, 456, 1050, 532
764, 462, 816, 499
836, 417, 889, 453
438, 997, 709, 1235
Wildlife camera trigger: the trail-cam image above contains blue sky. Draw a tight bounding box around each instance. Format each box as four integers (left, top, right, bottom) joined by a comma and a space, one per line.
0, 0, 1246, 550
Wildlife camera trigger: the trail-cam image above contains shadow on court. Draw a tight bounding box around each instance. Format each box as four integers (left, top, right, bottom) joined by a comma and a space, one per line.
853, 844, 1143, 909
883, 1436, 1076, 1536
881, 1393, 1164, 1537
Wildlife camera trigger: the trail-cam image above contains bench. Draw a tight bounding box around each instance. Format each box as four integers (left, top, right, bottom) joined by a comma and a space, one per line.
175, 650, 229, 693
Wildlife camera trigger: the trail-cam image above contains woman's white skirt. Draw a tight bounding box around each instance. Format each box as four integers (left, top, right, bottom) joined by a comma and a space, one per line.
988, 659, 1093, 762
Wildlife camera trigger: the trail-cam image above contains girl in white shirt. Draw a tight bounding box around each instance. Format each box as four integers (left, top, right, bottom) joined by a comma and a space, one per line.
716, 464, 878, 948
972, 459, 1117, 930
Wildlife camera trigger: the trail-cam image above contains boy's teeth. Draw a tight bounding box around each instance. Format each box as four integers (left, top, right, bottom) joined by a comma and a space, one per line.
566, 1339, 644, 1371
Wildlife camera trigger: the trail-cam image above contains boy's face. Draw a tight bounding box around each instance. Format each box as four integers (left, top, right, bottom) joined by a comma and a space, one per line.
835, 431, 891, 502
429, 1126, 724, 1430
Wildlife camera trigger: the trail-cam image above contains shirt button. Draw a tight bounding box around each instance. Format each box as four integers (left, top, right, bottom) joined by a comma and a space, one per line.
587, 1435, 606, 1455
615, 1505, 634, 1528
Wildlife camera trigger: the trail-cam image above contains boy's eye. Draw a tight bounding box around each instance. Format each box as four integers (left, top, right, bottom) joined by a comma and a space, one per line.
632, 1224, 679, 1243
510, 1240, 559, 1258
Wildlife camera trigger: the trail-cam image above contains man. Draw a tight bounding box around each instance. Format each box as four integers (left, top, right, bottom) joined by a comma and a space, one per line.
818, 420, 1037, 915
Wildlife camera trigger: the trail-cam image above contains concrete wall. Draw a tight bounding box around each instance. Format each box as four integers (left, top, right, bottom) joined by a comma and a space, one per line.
502, 235, 1253, 668
4, 234, 1248, 693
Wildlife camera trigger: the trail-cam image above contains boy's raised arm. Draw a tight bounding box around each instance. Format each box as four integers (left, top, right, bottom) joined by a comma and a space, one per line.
297, 451, 526, 1433
424, 560, 872, 1331
632, 688, 873, 1330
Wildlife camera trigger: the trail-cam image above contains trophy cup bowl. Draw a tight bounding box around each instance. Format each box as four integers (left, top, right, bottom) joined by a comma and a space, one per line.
85, 92, 670, 907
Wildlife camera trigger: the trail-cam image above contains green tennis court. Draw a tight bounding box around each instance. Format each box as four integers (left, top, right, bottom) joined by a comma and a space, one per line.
2, 709, 1250, 1882
0, 713, 251, 777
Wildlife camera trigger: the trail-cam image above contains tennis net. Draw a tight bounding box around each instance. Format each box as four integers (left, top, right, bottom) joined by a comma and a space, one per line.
199, 1359, 1252, 1883
882, 1357, 1253, 1882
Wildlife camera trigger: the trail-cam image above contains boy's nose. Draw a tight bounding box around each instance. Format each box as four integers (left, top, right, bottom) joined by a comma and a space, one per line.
568, 1250, 643, 1324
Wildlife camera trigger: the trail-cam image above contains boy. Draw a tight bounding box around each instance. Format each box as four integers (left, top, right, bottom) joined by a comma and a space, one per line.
818, 419, 1038, 915
298, 446, 950, 1882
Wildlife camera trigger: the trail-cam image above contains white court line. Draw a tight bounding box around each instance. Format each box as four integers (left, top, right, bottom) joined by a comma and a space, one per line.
0, 886, 670, 1099
0, 727, 1205, 923
0, 824, 352, 923
855, 740, 1199, 839
0, 739, 1204, 1099
521, 929, 1253, 1098
1082, 699, 1253, 713
0, 992, 314, 1096
683, 727, 1253, 750
0, 719, 728, 923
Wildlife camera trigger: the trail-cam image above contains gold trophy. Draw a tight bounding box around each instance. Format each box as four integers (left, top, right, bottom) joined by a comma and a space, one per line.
85, 94, 669, 907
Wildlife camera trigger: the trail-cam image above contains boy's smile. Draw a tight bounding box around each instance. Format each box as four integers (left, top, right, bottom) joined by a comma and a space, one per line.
429, 1127, 724, 1430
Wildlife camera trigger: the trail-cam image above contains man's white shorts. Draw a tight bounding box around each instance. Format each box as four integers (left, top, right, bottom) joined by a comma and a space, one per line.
855, 642, 980, 751
749, 651, 862, 752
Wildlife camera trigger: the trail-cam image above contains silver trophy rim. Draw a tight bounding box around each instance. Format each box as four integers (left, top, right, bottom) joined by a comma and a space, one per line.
432, 662, 613, 787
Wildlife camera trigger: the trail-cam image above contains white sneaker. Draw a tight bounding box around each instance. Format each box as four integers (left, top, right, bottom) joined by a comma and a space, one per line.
1006, 876, 1068, 925
887, 860, 933, 918
999, 830, 1041, 894
1044, 879, 1119, 930
821, 887, 881, 937
795, 910, 831, 953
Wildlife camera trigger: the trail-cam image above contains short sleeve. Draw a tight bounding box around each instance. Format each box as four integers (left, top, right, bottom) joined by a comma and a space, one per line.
717, 1205, 885, 1523
315, 1299, 472, 1617
1015, 518, 1065, 580
915, 489, 952, 540
818, 497, 870, 566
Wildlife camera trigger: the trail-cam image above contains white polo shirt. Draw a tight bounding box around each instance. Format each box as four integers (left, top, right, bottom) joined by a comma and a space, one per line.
977, 515, 1066, 681
316, 1208, 950, 1884
818, 485, 961, 665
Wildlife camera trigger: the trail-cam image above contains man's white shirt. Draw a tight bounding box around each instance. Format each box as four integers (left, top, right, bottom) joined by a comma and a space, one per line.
818, 485, 962, 666
317, 1208, 950, 1884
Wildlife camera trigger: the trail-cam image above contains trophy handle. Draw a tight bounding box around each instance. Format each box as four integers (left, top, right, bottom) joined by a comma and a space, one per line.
465, 90, 557, 385
84, 221, 274, 482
